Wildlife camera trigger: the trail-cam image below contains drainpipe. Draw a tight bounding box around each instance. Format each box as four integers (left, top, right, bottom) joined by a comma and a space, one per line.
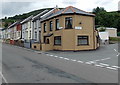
93, 17, 95, 49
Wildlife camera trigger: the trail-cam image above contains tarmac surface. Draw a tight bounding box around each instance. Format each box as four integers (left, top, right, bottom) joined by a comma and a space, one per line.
1, 43, 119, 83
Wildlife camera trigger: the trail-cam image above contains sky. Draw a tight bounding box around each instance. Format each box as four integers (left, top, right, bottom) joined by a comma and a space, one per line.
0, 0, 120, 19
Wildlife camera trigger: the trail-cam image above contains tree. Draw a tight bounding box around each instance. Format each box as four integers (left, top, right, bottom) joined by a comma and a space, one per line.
92, 7, 106, 14
5, 17, 7, 20
4, 23, 8, 28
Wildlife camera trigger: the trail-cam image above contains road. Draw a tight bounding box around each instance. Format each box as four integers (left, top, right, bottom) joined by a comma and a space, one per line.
2, 43, 119, 83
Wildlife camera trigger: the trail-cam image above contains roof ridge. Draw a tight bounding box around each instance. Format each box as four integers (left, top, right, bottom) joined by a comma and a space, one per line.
62, 6, 70, 13
52, 8, 60, 13
75, 7, 95, 15
70, 6, 76, 13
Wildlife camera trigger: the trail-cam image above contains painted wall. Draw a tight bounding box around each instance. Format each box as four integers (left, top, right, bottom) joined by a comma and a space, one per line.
41, 14, 99, 51
106, 28, 117, 37
32, 19, 41, 42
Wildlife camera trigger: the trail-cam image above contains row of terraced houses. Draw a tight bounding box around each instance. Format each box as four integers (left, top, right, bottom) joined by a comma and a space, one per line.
1, 6, 100, 51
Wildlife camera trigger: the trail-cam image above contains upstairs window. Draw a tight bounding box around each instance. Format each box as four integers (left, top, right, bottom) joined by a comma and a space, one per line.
65, 17, 72, 29
50, 21, 53, 31
44, 23, 46, 32
78, 36, 89, 45
56, 19, 59, 30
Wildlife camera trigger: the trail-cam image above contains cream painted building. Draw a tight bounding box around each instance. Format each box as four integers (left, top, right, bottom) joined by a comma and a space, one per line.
21, 15, 33, 41
41, 6, 100, 51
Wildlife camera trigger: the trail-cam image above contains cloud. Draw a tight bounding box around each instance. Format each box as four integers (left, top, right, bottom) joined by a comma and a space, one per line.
118, 1, 120, 11
62, 0, 77, 5
1, 0, 119, 19
95, 0, 111, 5
2, 2, 33, 17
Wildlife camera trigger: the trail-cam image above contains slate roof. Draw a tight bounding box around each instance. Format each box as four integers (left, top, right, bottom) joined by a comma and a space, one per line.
21, 15, 33, 24
41, 8, 60, 21
32, 10, 48, 21
41, 6, 95, 22
8, 21, 20, 29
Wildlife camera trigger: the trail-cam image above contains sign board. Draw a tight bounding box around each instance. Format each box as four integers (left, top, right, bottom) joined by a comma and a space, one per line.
75, 26, 82, 29
59, 27, 63, 29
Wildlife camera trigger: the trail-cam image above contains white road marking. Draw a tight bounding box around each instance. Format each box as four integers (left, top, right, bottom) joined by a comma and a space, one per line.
106, 67, 118, 70
114, 49, 117, 52
111, 66, 120, 69
94, 64, 105, 68
99, 63, 109, 67
86, 61, 96, 64
101, 57, 110, 61
94, 60, 100, 62
44, 54, 118, 71
0, 72, 8, 83
117, 53, 120, 57
54, 56, 58, 58
85, 62, 93, 65
77, 61, 84, 63
71, 59, 77, 62
50, 55, 54, 57
114, 49, 120, 56
59, 57, 63, 58
63, 58, 70, 60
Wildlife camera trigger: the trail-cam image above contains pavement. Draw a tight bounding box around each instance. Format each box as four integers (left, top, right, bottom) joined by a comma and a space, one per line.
1, 43, 119, 83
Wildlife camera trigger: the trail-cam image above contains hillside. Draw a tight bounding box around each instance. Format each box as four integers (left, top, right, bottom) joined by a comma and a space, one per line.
1, 7, 120, 33
0, 8, 54, 28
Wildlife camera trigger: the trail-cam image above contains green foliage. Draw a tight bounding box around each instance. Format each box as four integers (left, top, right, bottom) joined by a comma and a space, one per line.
93, 7, 106, 14
117, 32, 120, 36
93, 7, 120, 32
109, 37, 120, 41
4, 23, 8, 28
1, 8, 54, 28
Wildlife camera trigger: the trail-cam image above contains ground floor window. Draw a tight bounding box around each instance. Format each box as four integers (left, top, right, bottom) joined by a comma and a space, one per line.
46, 38, 49, 44
78, 36, 89, 45
35, 31, 37, 41
30, 31, 31, 39
54, 36, 61, 45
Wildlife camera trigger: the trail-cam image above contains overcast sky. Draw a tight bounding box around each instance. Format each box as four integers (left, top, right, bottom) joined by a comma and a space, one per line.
0, 0, 119, 19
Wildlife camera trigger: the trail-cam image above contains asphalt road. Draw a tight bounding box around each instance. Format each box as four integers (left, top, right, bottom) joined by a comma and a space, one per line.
46, 43, 119, 66
1, 43, 119, 83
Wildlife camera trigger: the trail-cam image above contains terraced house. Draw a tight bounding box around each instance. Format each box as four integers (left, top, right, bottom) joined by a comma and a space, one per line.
32, 10, 49, 50
32, 8, 59, 50
41, 6, 100, 51
7, 21, 20, 45
21, 15, 34, 48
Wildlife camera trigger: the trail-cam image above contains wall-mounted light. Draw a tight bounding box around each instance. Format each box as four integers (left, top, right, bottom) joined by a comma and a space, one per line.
79, 22, 82, 24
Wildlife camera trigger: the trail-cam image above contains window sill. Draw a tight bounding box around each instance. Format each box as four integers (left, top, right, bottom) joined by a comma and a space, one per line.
54, 44, 61, 46
65, 28, 73, 29
77, 44, 89, 46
